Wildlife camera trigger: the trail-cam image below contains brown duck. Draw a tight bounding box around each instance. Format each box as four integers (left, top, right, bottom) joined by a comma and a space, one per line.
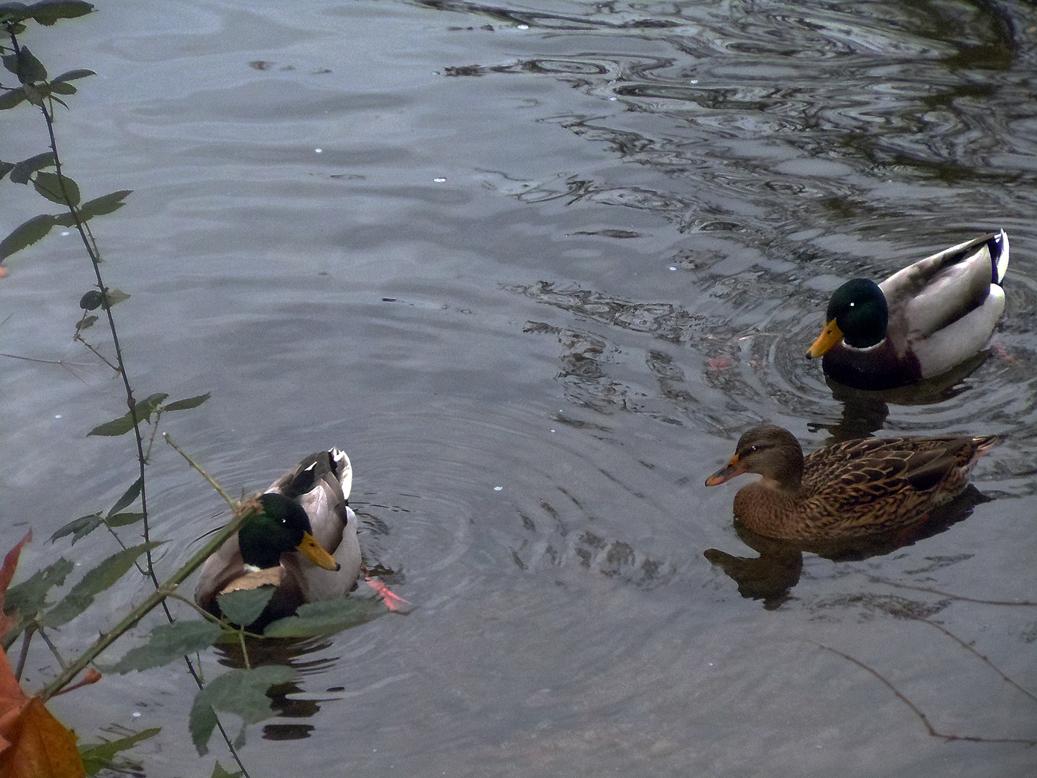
705, 424, 996, 541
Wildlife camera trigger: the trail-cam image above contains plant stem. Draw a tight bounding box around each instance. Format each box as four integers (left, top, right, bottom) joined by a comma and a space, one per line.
39, 502, 256, 701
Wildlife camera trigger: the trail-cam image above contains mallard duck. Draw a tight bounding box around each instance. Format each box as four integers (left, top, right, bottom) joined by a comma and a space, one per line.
194, 448, 363, 628
806, 230, 1009, 389
704, 424, 996, 541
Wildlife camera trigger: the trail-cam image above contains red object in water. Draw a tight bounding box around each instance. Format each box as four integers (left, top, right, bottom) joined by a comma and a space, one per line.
365, 576, 411, 613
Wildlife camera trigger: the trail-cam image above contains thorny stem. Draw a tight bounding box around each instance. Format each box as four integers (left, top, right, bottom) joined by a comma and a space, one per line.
7, 26, 252, 776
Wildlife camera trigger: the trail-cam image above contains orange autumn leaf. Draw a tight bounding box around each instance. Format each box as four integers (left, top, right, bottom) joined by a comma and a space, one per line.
0, 533, 85, 778
0, 531, 32, 638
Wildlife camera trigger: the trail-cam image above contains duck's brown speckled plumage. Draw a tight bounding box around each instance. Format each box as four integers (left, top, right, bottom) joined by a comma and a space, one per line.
706, 425, 996, 541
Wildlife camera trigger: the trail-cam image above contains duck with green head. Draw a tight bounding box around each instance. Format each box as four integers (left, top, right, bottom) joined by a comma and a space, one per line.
806, 230, 1009, 389
194, 448, 364, 628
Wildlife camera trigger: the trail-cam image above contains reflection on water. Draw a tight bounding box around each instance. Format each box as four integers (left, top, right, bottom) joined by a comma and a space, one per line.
705, 484, 992, 607
6, 0, 1037, 774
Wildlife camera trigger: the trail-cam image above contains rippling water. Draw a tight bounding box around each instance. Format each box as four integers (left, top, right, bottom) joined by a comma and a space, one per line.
3, 1, 1036, 775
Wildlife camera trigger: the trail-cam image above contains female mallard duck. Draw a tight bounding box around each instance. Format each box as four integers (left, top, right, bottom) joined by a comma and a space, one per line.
704, 424, 996, 541
194, 448, 363, 628
806, 230, 1009, 389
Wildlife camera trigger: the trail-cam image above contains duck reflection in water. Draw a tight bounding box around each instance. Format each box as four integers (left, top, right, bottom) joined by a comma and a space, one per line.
703, 424, 996, 607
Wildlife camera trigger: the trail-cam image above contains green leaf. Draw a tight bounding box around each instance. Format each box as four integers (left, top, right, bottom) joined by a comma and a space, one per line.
33, 170, 80, 206
28, 0, 94, 25
216, 589, 273, 628
164, 393, 211, 412
49, 512, 103, 544
42, 541, 162, 627
52, 68, 94, 83
23, 82, 43, 106
103, 621, 221, 673
2, 556, 74, 635
1, 53, 17, 76
48, 80, 76, 95
0, 6, 32, 25
11, 46, 46, 83
53, 189, 132, 227
189, 665, 295, 755
76, 314, 97, 332
87, 394, 167, 436
0, 161, 13, 180
79, 290, 103, 310
0, 87, 26, 110
210, 761, 242, 778
10, 152, 55, 184
108, 477, 143, 516
106, 512, 144, 528
263, 598, 382, 638
0, 213, 55, 260
80, 727, 160, 777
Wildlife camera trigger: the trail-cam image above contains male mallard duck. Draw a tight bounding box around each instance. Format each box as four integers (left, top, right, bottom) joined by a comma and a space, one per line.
806, 230, 1009, 389
194, 448, 363, 627
704, 424, 996, 541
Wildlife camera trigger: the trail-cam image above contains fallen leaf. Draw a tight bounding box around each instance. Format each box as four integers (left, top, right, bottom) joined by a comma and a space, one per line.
0, 647, 84, 777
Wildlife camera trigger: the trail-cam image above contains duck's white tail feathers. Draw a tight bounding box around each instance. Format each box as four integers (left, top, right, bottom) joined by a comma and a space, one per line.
991, 229, 1009, 285
330, 447, 353, 500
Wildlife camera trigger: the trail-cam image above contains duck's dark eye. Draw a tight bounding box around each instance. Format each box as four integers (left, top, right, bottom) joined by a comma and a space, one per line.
746, 444, 758, 454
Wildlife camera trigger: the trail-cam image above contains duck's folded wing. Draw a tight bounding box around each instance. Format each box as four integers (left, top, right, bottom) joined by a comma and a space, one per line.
194, 534, 246, 613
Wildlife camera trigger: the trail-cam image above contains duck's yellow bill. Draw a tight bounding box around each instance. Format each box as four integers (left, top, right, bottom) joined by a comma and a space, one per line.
705, 456, 743, 487
297, 532, 341, 571
806, 319, 843, 359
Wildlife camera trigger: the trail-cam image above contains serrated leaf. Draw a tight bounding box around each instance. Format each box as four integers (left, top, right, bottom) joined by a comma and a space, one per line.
0, 86, 25, 110
108, 477, 143, 516
106, 512, 144, 528
190, 665, 295, 755
42, 541, 161, 627
50, 512, 103, 544
33, 170, 80, 206
216, 589, 273, 628
53, 189, 131, 227
164, 393, 210, 412
0, 213, 54, 260
88, 393, 167, 436
52, 67, 94, 83
263, 598, 382, 638
10, 152, 55, 184
103, 621, 221, 673
80, 727, 160, 777
2, 556, 74, 640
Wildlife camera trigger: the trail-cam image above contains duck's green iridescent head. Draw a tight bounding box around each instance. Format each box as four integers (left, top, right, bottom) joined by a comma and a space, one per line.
807, 278, 888, 357
238, 493, 340, 571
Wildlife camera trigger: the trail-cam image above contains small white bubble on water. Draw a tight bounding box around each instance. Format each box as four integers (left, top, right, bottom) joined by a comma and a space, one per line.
54, 414, 62, 419
493, 485, 503, 491
314, 147, 323, 153
60, 231, 71, 237
689, 79, 699, 84
131, 711, 142, 718
433, 176, 446, 183
669, 266, 677, 271
608, 96, 617, 101
517, 24, 529, 30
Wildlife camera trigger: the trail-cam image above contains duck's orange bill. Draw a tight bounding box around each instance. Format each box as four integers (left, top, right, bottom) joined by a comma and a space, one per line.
806, 319, 843, 359
705, 456, 744, 486
297, 532, 341, 571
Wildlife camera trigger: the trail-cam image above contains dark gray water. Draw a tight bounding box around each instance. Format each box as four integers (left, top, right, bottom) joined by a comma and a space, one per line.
3, 1, 1036, 775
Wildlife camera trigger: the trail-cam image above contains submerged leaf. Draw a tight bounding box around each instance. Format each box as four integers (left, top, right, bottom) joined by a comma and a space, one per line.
216, 589, 273, 628
49, 513, 103, 544
263, 598, 382, 638
79, 727, 159, 777
42, 542, 161, 627
163, 393, 210, 412
0, 214, 55, 260
104, 621, 221, 673
189, 665, 295, 755
33, 171, 79, 207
